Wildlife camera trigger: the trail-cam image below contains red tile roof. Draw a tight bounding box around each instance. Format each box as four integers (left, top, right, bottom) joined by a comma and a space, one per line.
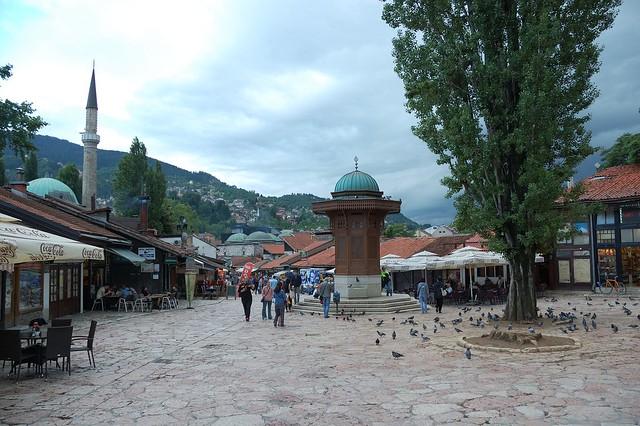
380, 235, 477, 258
282, 232, 316, 251
293, 246, 335, 268
0, 188, 124, 242
578, 164, 640, 202
262, 243, 285, 255
259, 253, 300, 270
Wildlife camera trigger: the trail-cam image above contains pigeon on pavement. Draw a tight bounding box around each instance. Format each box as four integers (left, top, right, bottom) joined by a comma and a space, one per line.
377, 331, 386, 337
375, 338, 380, 345
464, 348, 471, 360
392, 330, 396, 340
392, 351, 404, 359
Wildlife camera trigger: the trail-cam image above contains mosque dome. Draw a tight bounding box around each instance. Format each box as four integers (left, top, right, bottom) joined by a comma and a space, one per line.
225, 233, 247, 243
27, 178, 79, 204
246, 231, 280, 242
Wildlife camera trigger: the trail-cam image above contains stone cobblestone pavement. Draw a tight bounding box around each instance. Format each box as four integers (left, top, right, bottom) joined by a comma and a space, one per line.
1, 292, 639, 425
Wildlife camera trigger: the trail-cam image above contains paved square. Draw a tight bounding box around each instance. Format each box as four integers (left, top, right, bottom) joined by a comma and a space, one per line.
1, 292, 639, 425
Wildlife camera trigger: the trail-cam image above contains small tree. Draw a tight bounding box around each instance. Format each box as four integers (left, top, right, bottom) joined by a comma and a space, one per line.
600, 132, 640, 168
383, 0, 620, 321
57, 163, 82, 200
384, 223, 414, 238
0, 64, 46, 156
146, 160, 170, 232
113, 137, 148, 216
24, 151, 38, 181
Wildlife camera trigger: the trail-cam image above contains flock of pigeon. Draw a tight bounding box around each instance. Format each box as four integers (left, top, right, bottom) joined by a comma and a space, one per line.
298, 293, 639, 361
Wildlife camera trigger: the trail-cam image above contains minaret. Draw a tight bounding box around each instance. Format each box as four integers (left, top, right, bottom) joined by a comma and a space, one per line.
81, 65, 100, 209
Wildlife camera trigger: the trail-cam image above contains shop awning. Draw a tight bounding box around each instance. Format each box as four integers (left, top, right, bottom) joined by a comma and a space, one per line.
0, 217, 104, 272
107, 248, 146, 266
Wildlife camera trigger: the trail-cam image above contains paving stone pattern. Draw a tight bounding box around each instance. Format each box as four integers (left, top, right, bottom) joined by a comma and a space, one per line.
1, 293, 639, 425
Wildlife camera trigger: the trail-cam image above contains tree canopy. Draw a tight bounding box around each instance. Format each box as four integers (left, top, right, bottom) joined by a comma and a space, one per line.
384, 223, 414, 238
57, 163, 82, 200
113, 137, 148, 216
383, 0, 620, 320
24, 151, 38, 181
0, 64, 46, 157
600, 132, 640, 168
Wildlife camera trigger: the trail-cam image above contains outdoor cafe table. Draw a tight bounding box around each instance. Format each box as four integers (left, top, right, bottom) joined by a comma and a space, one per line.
101, 295, 120, 310
149, 293, 170, 309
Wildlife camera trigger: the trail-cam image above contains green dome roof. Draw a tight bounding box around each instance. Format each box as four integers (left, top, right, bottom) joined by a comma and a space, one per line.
226, 233, 247, 243
27, 178, 79, 204
246, 231, 280, 242
334, 170, 380, 193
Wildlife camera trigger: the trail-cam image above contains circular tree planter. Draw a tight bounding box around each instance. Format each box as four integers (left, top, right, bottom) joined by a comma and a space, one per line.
457, 330, 581, 353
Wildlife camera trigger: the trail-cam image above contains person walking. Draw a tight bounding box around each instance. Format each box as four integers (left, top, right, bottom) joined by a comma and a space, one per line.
433, 278, 444, 314
417, 279, 429, 314
292, 271, 302, 304
318, 278, 334, 318
381, 267, 392, 296
238, 280, 254, 321
273, 282, 286, 327
261, 279, 273, 320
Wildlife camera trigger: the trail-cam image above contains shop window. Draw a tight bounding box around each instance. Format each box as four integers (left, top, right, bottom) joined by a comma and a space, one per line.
573, 222, 590, 245
622, 247, 640, 286
19, 266, 42, 312
597, 208, 617, 225
621, 207, 640, 225
486, 266, 496, 277
621, 228, 640, 243
598, 248, 617, 279
597, 229, 615, 244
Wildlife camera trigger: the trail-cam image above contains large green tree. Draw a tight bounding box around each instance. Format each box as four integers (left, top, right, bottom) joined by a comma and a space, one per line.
383, 0, 619, 320
57, 163, 82, 200
600, 132, 640, 168
113, 138, 173, 233
24, 151, 38, 181
113, 137, 148, 216
0, 64, 46, 156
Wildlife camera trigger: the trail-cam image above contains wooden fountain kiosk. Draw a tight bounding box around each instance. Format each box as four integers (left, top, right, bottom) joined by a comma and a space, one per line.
312, 159, 401, 299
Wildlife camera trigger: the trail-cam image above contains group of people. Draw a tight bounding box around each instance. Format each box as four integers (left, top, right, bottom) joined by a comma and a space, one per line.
96, 284, 150, 301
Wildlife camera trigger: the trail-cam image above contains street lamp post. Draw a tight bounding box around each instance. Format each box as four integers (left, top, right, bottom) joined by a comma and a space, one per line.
176, 216, 196, 309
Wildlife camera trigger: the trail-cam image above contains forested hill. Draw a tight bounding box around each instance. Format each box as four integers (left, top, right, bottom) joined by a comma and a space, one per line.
4, 135, 420, 230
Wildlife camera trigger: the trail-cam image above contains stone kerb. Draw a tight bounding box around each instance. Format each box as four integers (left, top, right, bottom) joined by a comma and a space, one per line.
457, 336, 582, 354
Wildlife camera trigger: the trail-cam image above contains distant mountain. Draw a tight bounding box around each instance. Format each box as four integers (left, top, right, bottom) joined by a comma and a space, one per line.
4, 135, 420, 229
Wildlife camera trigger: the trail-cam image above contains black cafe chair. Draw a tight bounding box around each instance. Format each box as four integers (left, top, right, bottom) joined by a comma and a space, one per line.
71, 320, 97, 368
51, 318, 72, 327
38, 326, 73, 378
0, 330, 39, 382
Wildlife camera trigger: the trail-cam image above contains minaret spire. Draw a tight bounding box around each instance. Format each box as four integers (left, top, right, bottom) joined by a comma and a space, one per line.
81, 64, 100, 209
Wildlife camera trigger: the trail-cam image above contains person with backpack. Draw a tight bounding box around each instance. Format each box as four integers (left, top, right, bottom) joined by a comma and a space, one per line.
318, 278, 334, 318
433, 278, 444, 314
381, 267, 392, 296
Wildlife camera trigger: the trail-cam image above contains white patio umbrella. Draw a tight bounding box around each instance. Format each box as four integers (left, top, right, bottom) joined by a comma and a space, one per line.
442, 247, 507, 299
0, 219, 104, 271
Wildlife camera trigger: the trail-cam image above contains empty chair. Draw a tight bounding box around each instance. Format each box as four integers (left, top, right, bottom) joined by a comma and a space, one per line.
117, 297, 134, 312
161, 296, 172, 310
0, 330, 39, 382
38, 326, 73, 378
51, 318, 72, 327
71, 320, 97, 368
91, 298, 104, 311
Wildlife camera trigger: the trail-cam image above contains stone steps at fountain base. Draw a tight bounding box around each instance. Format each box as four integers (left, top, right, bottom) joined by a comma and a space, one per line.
292, 295, 421, 314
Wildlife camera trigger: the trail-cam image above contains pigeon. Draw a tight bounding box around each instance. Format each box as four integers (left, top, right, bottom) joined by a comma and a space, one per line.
368, 318, 372, 322
410, 329, 419, 337
439, 322, 446, 329
375, 338, 380, 345
587, 302, 593, 306
591, 319, 597, 330
407, 316, 415, 320
454, 327, 463, 333
377, 331, 386, 337
592, 313, 597, 320
433, 325, 438, 334
507, 324, 513, 331
420, 334, 430, 342
464, 348, 471, 360
392, 330, 396, 340
299, 312, 304, 316
376, 320, 384, 327
611, 324, 619, 333
423, 323, 427, 331
434, 317, 440, 323
391, 351, 404, 359
629, 324, 639, 328
392, 317, 396, 321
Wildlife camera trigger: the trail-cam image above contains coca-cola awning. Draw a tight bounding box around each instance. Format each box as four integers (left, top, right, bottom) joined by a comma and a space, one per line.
0, 218, 104, 272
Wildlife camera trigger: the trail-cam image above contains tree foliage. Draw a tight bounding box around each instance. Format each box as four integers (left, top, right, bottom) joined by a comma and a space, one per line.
0, 64, 46, 157
383, 0, 620, 320
0, 156, 5, 186
113, 137, 147, 216
600, 132, 640, 168
24, 151, 38, 181
384, 223, 414, 238
113, 138, 172, 233
57, 163, 82, 200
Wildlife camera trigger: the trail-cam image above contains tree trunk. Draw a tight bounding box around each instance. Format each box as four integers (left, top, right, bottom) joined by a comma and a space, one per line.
504, 254, 537, 322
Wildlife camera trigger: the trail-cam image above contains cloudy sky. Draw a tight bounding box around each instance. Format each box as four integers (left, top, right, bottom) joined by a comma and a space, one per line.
1, 1, 638, 225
